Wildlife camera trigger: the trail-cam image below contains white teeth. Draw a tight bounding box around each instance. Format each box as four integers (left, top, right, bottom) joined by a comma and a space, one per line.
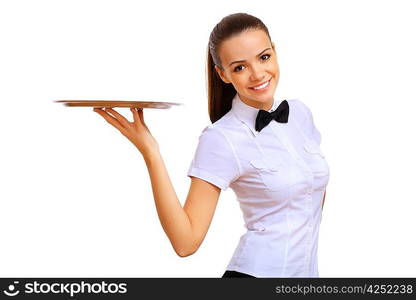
253, 80, 270, 90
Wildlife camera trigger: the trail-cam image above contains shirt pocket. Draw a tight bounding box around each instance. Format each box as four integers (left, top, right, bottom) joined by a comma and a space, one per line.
302, 140, 329, 177
249, 158, 290, 192
303, 141, 325, 158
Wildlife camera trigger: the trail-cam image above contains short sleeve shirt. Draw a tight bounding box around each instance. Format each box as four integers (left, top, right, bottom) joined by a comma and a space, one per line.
187, 93, 330, 277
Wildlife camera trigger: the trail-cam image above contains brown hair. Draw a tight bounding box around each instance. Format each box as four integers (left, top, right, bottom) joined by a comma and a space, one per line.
207, 13, 272, 123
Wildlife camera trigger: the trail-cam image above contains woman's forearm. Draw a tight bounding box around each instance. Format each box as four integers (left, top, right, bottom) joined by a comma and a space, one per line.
143, 149, 194, 257
92, 108, 193, 255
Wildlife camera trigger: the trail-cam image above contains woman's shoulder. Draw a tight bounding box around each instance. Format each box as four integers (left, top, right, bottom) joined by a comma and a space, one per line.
287, 98, 309, 112
286, 98, 315, 122
196, 114, 242, 148
197, 122, 229, 142
201, 110, 240, 135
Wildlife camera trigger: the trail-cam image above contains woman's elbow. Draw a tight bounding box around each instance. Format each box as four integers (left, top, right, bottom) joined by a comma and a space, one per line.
175, 246, 198, 258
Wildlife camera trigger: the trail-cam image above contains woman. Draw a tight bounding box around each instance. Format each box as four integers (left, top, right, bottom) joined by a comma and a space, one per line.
93, 12, 330, 278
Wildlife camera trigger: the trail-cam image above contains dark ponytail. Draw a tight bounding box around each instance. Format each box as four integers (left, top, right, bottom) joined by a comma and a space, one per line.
207, 13, 272, 123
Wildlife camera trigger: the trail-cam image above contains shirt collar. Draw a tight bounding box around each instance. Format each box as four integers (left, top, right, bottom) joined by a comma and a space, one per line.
231, 93, 282, 137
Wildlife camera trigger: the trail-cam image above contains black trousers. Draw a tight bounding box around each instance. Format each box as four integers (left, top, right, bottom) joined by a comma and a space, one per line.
222, 270, 256, 278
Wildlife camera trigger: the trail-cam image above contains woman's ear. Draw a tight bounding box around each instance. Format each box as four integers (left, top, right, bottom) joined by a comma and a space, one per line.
214, 65, 231, 84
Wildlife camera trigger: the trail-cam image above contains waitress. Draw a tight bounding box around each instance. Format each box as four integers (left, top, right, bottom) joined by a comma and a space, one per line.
93, 12, 330, 278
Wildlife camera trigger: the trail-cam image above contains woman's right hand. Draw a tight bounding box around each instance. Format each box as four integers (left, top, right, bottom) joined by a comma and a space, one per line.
93, 107, 159, 158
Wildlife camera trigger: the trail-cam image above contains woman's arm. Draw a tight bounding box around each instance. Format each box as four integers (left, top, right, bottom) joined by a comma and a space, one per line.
144, 150, 221, 257
322, 190, 326, 209
93, 107, 221, 257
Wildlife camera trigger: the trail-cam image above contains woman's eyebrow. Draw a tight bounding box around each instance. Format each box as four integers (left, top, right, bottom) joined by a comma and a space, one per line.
229, 47, 271, 67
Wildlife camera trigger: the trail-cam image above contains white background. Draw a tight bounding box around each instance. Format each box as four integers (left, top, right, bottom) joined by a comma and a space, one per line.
1, 0, 415, 277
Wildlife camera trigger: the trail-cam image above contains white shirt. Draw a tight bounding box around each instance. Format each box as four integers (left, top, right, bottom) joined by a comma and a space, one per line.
187, 93, 330, 277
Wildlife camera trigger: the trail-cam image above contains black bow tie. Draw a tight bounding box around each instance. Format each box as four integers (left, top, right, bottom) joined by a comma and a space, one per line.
255, 100, 289, 132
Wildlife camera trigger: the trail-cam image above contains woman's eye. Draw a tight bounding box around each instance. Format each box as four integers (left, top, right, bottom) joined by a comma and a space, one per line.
261, 54, 271, 60
234, 65, 244, 72
233, 54, 271, 72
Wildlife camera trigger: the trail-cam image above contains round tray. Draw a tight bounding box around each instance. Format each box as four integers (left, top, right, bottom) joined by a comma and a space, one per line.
54, 100, 183, 109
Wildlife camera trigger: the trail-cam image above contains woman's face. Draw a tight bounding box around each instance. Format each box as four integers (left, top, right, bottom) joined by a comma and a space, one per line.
215, 29, 279, 111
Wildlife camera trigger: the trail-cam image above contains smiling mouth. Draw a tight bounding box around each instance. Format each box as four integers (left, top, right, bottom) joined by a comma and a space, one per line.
249, 79, 271, 90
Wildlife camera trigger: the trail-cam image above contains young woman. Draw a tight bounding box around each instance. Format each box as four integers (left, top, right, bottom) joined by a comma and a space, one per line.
93, 13, 330, 278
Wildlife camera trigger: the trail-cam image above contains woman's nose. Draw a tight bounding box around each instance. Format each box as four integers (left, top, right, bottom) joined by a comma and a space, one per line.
249, 65, 266, 82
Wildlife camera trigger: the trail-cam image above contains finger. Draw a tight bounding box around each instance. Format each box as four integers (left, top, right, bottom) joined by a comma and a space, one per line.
94, 108, 119, 125
104, 108, 130, 128
94, 108, 127, 133
137, 108, 145, 125
137, 108, 149, 129
130, 107, 140, 125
